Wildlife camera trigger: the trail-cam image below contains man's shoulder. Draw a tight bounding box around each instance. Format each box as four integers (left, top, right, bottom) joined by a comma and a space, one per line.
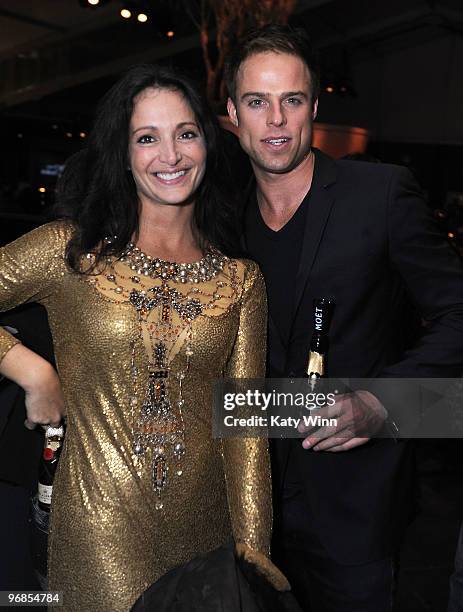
312, 148, 411, 196
334, 158, 407, 186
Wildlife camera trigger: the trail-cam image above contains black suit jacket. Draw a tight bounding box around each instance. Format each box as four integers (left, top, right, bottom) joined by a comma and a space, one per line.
245, 148, 463, 564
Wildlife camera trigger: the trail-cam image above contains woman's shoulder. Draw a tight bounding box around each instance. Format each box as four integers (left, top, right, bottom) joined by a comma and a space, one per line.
19, 219, 75, 248
227, 257, 265, 290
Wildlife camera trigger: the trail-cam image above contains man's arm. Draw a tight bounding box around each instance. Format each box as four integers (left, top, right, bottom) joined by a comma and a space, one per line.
303, 166, 463, 451
382, 166, 463, 376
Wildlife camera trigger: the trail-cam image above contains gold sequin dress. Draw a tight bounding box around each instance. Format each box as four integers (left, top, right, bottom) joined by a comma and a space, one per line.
0, 221, 271, 612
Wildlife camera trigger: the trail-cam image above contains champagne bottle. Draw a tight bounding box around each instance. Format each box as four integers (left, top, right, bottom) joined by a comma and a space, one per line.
306, 298, 334, 389
37, 425, 64, 511
31, 425, 64, 589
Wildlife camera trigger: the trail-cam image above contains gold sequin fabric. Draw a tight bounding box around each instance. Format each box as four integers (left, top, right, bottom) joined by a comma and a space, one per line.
0, 221, 271, 612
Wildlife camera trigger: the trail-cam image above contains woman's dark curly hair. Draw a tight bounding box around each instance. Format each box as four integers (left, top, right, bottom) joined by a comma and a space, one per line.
55, 64, 242, 271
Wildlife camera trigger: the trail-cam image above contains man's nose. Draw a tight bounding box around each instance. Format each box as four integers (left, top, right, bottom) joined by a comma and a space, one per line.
267, 103, 286, 127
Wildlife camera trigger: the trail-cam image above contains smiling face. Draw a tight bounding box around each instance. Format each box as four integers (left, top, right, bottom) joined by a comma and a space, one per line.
227, 51, 318, 176
128, 87, 207, 209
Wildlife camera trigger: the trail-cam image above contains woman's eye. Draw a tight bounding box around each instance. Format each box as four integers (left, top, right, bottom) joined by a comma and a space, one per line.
137, 134, 155, 144
179, 131, 198, 140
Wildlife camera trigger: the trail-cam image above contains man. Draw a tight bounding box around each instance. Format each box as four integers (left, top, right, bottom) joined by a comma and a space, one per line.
225, 25, 463, 611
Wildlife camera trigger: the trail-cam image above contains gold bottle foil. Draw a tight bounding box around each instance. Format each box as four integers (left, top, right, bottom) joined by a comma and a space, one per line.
306, 350, 325, 378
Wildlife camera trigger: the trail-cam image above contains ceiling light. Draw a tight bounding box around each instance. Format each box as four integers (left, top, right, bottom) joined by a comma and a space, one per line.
121, 8, 131, 18
325, 85, 334, 93
78, 0, 108, 6
38, 187, 46, 193
137, 13, 148, 22
167, 30, 174, 38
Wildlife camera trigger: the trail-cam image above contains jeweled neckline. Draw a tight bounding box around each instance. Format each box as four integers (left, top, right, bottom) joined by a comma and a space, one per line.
119, 243, 227, 283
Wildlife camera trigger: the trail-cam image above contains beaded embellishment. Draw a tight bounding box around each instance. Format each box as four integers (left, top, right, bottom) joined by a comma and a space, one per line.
85, 242, 231, 509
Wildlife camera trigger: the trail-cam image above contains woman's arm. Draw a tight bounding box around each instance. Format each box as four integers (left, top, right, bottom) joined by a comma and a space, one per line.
0, 343, 65, 428
223, 260, 289, 590
0, 222, 70, 428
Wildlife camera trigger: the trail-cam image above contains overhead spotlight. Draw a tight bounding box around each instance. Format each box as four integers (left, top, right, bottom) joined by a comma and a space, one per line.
78, 0, 109, 7
119, 2, 150, 23
325, 85, 334, 94
167, 30, 175, 38
38, 187, 46, 193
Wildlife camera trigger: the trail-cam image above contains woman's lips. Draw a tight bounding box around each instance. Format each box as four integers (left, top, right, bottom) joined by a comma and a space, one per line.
152, 169, 190, 185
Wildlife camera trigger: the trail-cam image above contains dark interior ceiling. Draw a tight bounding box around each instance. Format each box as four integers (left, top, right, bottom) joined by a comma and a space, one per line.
0, 0, 462, 123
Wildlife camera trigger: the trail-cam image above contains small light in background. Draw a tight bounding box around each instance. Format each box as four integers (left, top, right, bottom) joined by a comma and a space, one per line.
66, 132, 73, 138
121, 8, 131, 18
80, 132, 86, 138
137, 13, 148, 22
52, 124, 58, 130
448, 232, 455, 239
167, 30, 175, 38
78, 0, 110, 8
38, 187, 46, 193
325, 85, 334, 94
17, 133, 23, 139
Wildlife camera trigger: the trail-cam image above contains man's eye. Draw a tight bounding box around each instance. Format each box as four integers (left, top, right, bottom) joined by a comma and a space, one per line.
248, 99, 264, 107
137, 134, 155, 144
286, 97, 302, 105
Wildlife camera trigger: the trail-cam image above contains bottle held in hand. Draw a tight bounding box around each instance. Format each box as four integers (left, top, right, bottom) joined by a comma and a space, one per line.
38, 425, 64, 511
306, 298, 335, 389
31, 424, 64, 589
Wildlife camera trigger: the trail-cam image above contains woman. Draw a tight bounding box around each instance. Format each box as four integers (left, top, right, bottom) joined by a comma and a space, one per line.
0, 65, 286, 611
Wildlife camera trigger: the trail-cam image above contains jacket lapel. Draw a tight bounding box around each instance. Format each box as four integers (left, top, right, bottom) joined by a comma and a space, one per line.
291, 149, 338, 323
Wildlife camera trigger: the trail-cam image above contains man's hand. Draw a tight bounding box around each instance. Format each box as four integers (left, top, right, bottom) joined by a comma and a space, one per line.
299, 390, 387, 452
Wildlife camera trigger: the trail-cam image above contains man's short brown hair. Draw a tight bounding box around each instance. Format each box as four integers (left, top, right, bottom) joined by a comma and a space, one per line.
224, 24, 320, 106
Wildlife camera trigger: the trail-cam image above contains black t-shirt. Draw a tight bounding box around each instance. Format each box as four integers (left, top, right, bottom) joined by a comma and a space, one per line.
245, 191, 310, 346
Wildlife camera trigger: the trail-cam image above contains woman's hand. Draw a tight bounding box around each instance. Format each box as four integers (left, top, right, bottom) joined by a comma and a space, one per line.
23, 364, 65, 429
0, 343, 66, 429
